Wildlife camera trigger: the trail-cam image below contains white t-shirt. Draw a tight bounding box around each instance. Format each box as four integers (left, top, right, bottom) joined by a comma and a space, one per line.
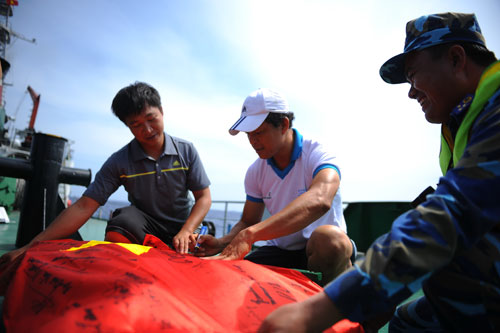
245, 129, 346, 250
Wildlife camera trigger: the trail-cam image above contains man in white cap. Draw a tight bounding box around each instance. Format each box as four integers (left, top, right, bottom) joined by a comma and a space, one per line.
195, 88, 354, 285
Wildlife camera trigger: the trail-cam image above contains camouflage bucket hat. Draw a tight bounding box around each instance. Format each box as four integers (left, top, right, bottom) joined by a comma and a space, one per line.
379, 12, 486, 84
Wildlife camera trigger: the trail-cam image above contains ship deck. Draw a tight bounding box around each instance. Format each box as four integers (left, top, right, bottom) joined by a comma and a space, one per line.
0, 210, 107, 256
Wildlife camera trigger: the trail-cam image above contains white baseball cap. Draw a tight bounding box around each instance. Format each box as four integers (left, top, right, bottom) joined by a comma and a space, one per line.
229, 88, 289, 135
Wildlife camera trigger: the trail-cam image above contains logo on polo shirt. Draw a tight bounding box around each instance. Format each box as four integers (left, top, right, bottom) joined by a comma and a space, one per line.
173, 160, 180, 167
297, 188, 307, 196
263, 191, 272, 200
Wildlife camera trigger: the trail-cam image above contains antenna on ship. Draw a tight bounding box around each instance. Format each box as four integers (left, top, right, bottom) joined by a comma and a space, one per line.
0, 1, 36, 57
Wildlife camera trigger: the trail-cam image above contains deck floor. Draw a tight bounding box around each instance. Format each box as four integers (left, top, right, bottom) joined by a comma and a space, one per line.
0, 212, 19, 256
0, 211, 106, 256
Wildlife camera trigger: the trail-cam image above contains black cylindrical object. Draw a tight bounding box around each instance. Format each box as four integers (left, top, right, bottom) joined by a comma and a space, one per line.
59, 166, 91, 187
0, 156, 32, 179
16, 133, 67, 247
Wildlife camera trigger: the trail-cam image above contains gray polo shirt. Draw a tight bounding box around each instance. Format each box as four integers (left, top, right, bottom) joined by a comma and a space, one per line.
83, 133, 210, 224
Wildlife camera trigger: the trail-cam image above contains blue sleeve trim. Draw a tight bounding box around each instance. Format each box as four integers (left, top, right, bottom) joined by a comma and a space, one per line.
313, 164, 341, 179
246, 194, 264, 203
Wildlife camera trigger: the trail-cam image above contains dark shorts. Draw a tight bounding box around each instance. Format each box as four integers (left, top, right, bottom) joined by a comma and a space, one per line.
245, 246, 309, 269
106, 205, 183, 247
245, 239, 358, 270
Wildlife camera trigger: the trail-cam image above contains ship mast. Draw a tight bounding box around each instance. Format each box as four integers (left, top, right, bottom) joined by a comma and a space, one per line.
0, 2, 35, 105
0, 2, 37, 157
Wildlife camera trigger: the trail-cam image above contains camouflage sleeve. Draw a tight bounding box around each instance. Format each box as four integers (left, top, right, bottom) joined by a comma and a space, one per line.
324, 90, 500, 322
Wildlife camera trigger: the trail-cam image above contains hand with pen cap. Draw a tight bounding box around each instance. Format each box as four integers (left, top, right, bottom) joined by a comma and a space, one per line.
192, 230, 230, 257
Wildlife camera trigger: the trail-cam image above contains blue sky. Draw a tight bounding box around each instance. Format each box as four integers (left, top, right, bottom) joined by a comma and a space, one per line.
3, 0, 500, 204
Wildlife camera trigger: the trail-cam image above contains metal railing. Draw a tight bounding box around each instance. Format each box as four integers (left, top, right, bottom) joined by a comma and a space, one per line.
90, 199, 246, 238
207, 200, 245, 237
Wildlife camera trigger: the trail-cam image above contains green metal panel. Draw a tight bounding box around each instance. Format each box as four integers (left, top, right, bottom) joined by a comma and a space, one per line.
344, 201, 412, 252
0, 107, 5, 132
0, 177, 17, 213
0, 210, 18, 255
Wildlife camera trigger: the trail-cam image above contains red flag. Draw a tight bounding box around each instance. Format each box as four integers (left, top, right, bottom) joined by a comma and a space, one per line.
6, 0, 18, 6
1, 235, 363, 333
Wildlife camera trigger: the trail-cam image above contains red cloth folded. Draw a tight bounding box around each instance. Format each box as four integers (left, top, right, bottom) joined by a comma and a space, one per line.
1, 235, 363, 332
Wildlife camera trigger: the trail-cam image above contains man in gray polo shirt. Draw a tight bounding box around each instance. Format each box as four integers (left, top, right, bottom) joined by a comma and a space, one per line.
1, 82, 211, 263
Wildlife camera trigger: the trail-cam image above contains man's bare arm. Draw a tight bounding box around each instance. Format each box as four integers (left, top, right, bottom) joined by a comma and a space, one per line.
212, 168, 339, 260
174, 187, 211, 253
244, 168, 339, 244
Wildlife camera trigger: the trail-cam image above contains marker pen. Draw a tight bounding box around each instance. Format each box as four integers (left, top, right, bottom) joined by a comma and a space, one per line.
194, 225, 208, 251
